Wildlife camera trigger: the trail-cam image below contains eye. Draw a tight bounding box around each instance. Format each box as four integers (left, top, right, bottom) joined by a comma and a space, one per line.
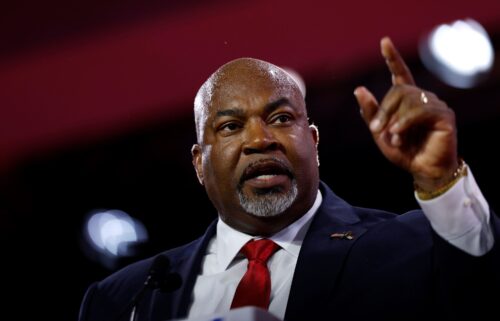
271, 114, 292, 124
218, 121, 241, 132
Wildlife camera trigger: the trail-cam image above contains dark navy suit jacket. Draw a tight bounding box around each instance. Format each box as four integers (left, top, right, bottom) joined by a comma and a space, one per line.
79, 182, 500, 321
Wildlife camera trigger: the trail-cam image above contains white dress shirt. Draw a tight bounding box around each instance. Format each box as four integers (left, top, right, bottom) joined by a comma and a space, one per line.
187, 166, 493, 320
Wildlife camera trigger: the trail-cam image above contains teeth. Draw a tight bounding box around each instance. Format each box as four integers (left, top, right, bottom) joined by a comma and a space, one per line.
255, 174, 276, 179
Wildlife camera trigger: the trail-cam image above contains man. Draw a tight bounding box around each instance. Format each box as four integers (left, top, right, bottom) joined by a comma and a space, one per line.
78, 37, 499, 321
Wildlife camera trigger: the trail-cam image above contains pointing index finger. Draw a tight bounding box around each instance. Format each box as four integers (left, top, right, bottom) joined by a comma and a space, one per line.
381, 36, 415, 86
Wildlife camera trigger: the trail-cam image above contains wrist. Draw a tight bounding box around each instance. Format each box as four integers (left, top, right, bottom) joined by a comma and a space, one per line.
414, 158, 468, 200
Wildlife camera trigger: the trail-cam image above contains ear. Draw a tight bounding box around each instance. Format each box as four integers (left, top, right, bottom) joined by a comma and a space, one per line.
309, 124, 320, 166
309, 123, 319, 147
191, 144, 204, 185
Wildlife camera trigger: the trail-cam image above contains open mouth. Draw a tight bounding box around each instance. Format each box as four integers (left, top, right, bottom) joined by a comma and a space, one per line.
239, 158, 293, 189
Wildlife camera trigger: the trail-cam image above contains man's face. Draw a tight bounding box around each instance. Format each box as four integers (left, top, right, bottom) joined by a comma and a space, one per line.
192, 59, 319, 235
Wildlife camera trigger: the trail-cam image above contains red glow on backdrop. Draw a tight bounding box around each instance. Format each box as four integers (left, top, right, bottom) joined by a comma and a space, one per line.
1, 0, 500, 171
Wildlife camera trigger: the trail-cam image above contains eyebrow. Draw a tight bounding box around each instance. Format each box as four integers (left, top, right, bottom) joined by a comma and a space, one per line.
264, 98, 294, 114
215, 108, 245, 118
214, 98, 294, 119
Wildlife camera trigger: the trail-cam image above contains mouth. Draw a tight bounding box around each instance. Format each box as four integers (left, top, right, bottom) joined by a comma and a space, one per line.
239, 158, 293, 190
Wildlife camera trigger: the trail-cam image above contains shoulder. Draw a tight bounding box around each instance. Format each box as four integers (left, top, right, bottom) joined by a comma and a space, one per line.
97, 238, 202, 294
78, 257, 155, 321
93, 256, 158, 302
354, 206, 429, 227
92, 217, 216, 295
319, 180, 431, 232
355, 207, 432, 241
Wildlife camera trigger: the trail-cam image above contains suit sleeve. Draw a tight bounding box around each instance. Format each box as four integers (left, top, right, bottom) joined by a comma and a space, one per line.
431, 208, 500, 320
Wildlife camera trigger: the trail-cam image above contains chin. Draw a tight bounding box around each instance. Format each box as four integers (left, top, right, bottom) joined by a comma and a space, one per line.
238, 180, 298, 218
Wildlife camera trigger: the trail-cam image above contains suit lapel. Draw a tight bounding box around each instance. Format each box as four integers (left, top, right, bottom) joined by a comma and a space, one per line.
285, 183, 367, 320
148, 220, 217, 321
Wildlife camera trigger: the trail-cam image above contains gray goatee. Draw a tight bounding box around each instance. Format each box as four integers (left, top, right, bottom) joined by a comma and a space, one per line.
237, 179, 298, 217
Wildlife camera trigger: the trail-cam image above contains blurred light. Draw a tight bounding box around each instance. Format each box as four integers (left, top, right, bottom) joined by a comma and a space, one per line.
419, 18, 494, 88
82, 209, 148, 269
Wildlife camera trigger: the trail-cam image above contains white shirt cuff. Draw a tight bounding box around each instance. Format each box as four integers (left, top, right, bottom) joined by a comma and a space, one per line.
416, 165, 494, 256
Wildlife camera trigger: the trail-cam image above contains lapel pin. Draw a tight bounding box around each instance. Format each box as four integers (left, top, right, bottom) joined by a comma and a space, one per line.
330, 231, 354, 240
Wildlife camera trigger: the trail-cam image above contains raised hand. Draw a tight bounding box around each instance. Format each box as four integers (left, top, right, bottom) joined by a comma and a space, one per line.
354, 37, 459, 192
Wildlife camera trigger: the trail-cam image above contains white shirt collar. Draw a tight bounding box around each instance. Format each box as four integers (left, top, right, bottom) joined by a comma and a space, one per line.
215, 190, 323, 271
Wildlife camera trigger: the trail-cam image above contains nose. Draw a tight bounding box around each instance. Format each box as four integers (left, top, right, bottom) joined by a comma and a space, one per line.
242, 119, 279, 155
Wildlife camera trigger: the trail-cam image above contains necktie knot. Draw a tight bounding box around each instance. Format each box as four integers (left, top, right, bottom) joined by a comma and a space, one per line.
241, 239, 280, 263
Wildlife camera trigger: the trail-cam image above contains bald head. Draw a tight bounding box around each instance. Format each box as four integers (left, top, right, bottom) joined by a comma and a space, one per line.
194, 58, 305, 143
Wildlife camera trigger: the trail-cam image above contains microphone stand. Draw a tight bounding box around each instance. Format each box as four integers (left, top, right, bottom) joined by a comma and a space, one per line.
113, 255, 182, 321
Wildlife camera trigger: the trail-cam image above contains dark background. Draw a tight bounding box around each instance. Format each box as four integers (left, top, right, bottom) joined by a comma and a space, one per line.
1, 1, 500, 320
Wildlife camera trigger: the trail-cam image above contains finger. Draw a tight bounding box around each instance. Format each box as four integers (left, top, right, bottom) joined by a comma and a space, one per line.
388, 91, 447, 135
354, 86, 379, 126
354, 86, 400, 149
365, 84, 411, 135
381, 36, 415, 86
376, 84, 412, 130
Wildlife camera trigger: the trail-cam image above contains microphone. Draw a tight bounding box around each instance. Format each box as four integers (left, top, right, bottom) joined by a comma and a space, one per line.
115, 255, 183, 321
144, 255, 183, 293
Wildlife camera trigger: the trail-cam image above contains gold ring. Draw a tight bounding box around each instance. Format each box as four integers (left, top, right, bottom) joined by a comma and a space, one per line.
420, 91, 428, 104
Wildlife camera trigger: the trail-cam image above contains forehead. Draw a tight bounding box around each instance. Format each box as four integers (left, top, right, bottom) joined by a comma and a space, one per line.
200, 59, 301, 112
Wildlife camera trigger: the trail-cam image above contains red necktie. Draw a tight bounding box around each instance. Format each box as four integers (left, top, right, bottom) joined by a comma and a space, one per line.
230, 239, 280, 310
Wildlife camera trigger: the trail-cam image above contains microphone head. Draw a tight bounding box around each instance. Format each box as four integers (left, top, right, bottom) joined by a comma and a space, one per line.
149, 255, 170, 278
146, 255, 182, 292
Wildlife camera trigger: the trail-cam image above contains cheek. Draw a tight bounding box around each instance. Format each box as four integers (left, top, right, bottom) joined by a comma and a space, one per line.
286, 129, 316, 158
283, 132, 318, 176
205, 141, 241, 182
